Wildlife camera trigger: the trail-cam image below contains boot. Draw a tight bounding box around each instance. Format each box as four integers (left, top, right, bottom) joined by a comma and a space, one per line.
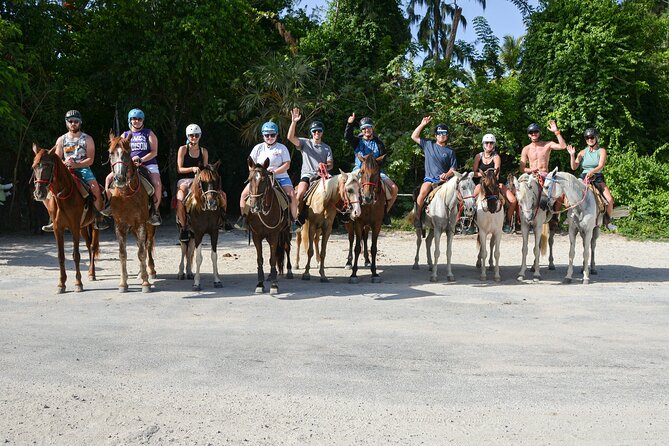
100, 193, 112, 217
234, 215, 247, 230
382, 207, 391, 227
148, 202, 161, 226
179, 228, 191, 242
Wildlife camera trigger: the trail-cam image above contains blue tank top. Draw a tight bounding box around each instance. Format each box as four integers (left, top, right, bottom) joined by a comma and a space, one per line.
123, 128, 157, 166
581, 147, 601, 174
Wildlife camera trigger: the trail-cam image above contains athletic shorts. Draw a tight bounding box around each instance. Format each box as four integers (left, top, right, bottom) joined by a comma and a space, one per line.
73, 167, 97, 184
423, 176, 441, 183
177, 178, 194, 189
275, 177, 293, 187
143, 164, 160, 174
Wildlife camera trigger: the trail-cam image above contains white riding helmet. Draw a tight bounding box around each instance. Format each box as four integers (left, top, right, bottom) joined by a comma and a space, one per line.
186, 123, 202, 137
482, 133, 496, 144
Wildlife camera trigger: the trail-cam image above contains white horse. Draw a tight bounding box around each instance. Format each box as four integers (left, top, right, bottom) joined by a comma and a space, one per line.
476, 169, 504, 281
540, 167, 602, 284
513, 173, 555, 281
412, 172, 476, 282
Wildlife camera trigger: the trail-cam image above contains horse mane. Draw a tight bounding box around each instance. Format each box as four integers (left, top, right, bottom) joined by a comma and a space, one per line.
108, 133, 131, 154
187, 163, 221, 212
433, 174, 458, 204
515, 173, 533, 201
480, 169, 499, 196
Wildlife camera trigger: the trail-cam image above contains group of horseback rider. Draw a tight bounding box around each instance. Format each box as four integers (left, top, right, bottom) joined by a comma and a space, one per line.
40, 108, 617, 236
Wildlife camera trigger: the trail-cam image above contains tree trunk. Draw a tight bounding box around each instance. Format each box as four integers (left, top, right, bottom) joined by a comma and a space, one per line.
444, 6, 462, 67
433, 0, 441, 62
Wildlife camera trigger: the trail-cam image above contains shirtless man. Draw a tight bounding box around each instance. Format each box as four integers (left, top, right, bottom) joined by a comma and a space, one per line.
520, 120, 567, 175
520, 120, 567, 220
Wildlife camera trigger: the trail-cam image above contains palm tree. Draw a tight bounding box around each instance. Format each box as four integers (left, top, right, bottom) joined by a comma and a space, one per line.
499, 34, 524, 76
407, 0, 468, 63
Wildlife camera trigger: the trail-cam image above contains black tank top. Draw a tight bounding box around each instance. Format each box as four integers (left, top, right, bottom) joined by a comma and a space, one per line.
478, 151, 496, 172
177, 145, 204, 180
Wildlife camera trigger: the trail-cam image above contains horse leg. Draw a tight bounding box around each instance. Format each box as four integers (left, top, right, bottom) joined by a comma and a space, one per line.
582, 231, 592, 285
548, 224, 556, 270
345, 222, 354, 270
268, 239, 279, 295
531, 223, 543, 280
193, 237, 203, 291
445, 226, 456, 282
302, 224, 315, 281
370, 225, 381, 283
211, 231, 222, 288
284, 229, 293, 280
252, 233, 265, 293
412, 227, 422, 270
362, 227, 371, 268
590, 226, 599, 276
115, 224, 128, 292
178, 240, 187, 280
349, 223, 362, 284
85, 226, 97, 281
430, 226, 441, 282
564, 225, 577, 284
518, 223, 529, 281
487, 236, 494, 271
146, 226, 157, 280
71, 229, 84, 292
425, 227, 434, 272
55, 229, 67, 294
135, 225, 151, 293
478, 231, 487, 281
318, 223, 332, 283
295, 230, 302, 270
493, 232, 501, 282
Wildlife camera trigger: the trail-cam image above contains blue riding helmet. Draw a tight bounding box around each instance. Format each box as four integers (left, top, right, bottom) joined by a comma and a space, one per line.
128, 108, 145, 128
261, 121, 279, 135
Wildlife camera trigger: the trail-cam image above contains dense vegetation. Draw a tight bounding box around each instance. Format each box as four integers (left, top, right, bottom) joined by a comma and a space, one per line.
1, 0, 668, 238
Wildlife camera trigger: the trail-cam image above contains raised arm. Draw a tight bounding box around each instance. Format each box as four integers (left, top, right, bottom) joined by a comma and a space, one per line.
567, 145, 581, 171
411, 116, 432, 144
344, 113, 358, 149
287, 107, 301, 148
548, 119, 567, 150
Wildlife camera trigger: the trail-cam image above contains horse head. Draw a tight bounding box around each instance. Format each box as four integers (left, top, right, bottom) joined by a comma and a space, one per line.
338, 169, 361, 220
515, 173, 541, 221
108, 131, 135, 188
480, 168, 502, 213
540, 166, 560, 210
193, 161, 222, 211
32, 144, 59, 201
357, 153, 385, 205
247, 156, 272, 214
456, 171, 476, 219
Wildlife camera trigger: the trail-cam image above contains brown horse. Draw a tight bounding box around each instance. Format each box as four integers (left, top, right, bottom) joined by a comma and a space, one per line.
346, 153, 386, 284
108, 132, 156, 293
178, 162, 225, 291
246, 157, 293, 294
296, 171, 361, 282
32, 144, 99, 293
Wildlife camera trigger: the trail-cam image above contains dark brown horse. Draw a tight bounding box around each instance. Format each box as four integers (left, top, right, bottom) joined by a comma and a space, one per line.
178, 162, 225, 291
246, 157, 293, 294
108, 133, 156, 293
346, 153, 386, 284
32, 144, 99, 293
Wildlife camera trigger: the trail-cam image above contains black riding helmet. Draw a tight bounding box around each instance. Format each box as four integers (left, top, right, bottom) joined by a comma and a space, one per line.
65, 109, 82, 122
584, 128, 599, 138
309, 121, 324, 132
527, 123, 541, 133
434, 123, 448, 134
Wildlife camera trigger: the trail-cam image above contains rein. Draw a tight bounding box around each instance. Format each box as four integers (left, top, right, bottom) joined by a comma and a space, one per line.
250, 172, 286, 230
35, 160, 75, 200
546, 174, 589, 215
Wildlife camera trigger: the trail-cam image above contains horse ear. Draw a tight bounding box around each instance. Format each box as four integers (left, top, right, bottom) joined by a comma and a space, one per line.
339, 168, 345, 176
108, 130, 115, 142
452, 171, 463, 179
550, 166, 558, 176
32, 143, 39, 155
467, 171, 475, 180
48, 145, 58, 155
212, 160, 221, 171
376, 154, 386, 163
262, 158, 270, 169
357, 153, 364, 162
247, 156, 255, 170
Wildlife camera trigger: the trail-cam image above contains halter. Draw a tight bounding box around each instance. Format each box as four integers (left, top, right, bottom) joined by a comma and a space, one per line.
544, 173, 589, 215
110, 158, 141, 197
248, 169, 286, 230
518, 176, 543, 220
336, 176, 360, 214
456, 179, 476, 223
34, 156, 75, 200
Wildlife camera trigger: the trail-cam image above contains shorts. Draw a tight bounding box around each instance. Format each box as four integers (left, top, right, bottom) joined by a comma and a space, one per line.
423, 177, 441, 183
143, 164, 160, 174
300, 175, 316, 184
275, 177, 293, 187
177, 178, 194, 189
73, 167, 97, 184
581, 172, 606, 193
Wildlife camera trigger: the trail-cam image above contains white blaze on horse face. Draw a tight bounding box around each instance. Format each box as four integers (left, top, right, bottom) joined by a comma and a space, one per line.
112, 146, 125, 180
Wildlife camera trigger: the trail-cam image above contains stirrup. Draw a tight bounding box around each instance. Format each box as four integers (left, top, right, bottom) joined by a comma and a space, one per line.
148, 212, 162, 226
42, 222, 54, 232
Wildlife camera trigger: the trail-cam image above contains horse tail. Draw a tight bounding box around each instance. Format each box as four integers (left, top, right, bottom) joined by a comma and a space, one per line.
540, 223, 548, 257
406, 209, 416, 226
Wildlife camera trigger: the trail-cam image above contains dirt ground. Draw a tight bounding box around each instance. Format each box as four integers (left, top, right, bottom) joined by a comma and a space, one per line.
1, 225, 668, 444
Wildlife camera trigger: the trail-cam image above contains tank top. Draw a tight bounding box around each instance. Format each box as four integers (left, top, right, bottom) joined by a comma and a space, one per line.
123, 128, 157, 166
177, 145, 204, 180
62, 132, 89, 164
581, 147, 601, 174
478, 151, 496, 172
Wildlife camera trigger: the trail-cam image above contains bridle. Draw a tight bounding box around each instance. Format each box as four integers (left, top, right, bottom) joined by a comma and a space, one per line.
359, 164, 381, 205
33, 154, 74, 201
110, 144, 140, 197
248, 167, 286, 229
195, 169, 221, 211
456, 177, 476, 223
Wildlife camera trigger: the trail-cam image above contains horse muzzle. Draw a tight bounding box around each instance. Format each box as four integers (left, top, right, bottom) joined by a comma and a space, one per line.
33, 189, 47, 202
539, 197, 549, 211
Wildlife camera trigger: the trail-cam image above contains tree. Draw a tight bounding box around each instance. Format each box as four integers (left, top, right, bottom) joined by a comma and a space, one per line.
406, 0, 467, 63
499, 35, 524, 76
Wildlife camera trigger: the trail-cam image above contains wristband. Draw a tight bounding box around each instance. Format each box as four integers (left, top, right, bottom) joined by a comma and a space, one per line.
554, 131, 561, 136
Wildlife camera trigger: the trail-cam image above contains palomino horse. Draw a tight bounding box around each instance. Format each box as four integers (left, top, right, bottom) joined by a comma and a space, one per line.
412, 172, 476, 282
476, 168, 505, 281
178, 162, 225, 291
541, 167, 602, 284
32, 144, 99, 293
346, 153, 386, 284
296, 171, 361, 282
513, 173, 555, 281
246, 157, 293, 294
108, 133, 156, 293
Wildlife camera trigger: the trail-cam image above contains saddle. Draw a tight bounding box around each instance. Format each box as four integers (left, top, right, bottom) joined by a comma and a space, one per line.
588, 183, 607, 215
137, 166, 155, 197
272, 183, 290, 213
304, 177, 322, 205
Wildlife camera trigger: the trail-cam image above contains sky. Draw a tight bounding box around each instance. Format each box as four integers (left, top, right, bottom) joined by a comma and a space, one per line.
297, 0, 540, 44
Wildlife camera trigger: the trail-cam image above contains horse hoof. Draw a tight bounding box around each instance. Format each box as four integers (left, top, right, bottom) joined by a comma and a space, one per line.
479, 276, 486, 281
286, 272, 294, 280
320, 277, 329, 283
349, 277, 359, 284
428, 266, 433, 272
150, 274, 157, 280
476, 260, 482, 268
494, 277, 501, 282
447, 275, 455, 282
590, 269, 598, 275
269, 287, 279, 296
302, 273, 311, 281
255, 287, 265, 294
344, 264, 352, 270
429, 276, 438, 283
56, 287, 65, 294
75, 285, 83, 292
192, 284, 201, 292
214, 281, 223, 288
583, 279, 590, 285
371, 276, 382, 283
177, 274, 185, 280
119, 286, 128, 293
563, 277, 572, 284
533, 275, 542, 282
142, 285, 151, 293
517, 275, 525, 282
88, 275, 96, 281
529, 266, 535, 272
187, 273, 194, 280
412, 264, 419, 270
364, 262, 371, 268
549, 265, 556, 270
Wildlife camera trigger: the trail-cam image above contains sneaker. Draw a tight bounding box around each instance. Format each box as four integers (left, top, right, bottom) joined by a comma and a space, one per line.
94, 217, 109, 231
383, 214, 391, 227
503, 224, 512, 234
42, 222, 54, 232
606, 222, 618, 231
234, 216, 247, 230
148, 213, 162, 226
179, 229, 190, 242
100, 200, 112, 217
293, 220, 302, 233
465, 226, 477, 235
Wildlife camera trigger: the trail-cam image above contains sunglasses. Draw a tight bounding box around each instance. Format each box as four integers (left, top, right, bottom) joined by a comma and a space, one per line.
436, 131, 448, 136
528, 131, 540, 135
263, 133, 277, 138
585, 136, 596, 140
188, 134, 200, 138
131, 117, 143, 121
67, 119, 81, 124
311, 129, 323, 134
484, 141, 495, 145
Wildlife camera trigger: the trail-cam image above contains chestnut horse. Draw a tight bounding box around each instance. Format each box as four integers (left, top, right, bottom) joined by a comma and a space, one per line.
108, 133, 156, 293
32, 144, 99, 293
346, 154, 386, 284
296, 171, 361, 282
246, 157, 293, 295
476, 168, 505, 281
178, 162, 225, 291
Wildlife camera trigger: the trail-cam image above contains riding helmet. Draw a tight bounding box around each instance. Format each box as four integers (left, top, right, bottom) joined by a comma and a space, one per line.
434, 123, 449, 134
527, 123, 541, 133
309, 121, 324, 133
261, 121, 279, 135
482, 133, 496, 144
65, 110, 82, 123
359, 117, 374, 129
584, 128, 599, 138
128, 108, 145, 128
186, 123, 202, 137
